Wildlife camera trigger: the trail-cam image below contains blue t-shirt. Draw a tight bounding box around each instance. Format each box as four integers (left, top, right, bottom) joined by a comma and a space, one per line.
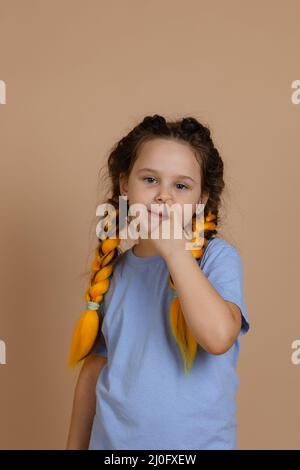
88, 236, 249, 450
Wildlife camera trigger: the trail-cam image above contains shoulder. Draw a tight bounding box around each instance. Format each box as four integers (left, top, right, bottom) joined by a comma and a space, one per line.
108, 247, 135, 283
200, 236, 249, 336
99, 249, 126, 311
109, 249, 126, 280
200, 235, 243, 270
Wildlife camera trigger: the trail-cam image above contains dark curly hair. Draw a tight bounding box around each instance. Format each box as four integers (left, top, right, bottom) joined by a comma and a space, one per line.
101, 114, 224, 233
69, 114, 225, 374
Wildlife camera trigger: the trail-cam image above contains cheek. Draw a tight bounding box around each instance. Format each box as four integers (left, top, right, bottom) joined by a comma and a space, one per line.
128, 180, 142, 195
127, 184, 149, 206
133, 179, 149, 192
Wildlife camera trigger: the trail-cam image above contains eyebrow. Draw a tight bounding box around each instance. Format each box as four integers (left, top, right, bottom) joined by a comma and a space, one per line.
137, 168, 197, 184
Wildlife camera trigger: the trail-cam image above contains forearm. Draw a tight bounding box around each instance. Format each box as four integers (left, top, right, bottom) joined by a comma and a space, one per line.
66, 354, 107, 450
164, 249, 238, 355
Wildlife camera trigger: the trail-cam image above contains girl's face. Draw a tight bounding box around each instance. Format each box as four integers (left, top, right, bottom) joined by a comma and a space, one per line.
119, 138, 208, 224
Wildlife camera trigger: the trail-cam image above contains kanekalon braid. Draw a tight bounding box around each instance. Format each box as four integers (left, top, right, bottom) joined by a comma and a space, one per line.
68, 195, 121, 368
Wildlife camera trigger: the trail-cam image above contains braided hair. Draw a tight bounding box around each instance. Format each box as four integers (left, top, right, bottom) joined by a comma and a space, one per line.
68, 114, 225, 374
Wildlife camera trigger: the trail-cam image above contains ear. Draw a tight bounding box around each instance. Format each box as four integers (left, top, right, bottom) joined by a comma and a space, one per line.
119, 173, 129, 197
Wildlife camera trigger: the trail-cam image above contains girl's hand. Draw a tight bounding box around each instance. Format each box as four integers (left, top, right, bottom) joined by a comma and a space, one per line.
140, 199, 193, 260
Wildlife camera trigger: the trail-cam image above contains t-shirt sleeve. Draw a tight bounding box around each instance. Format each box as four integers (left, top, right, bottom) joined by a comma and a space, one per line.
90, 304, 108, 357
200, 241, 250, 336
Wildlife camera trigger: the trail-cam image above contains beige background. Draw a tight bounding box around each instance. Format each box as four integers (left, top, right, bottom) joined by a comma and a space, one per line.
0, 0, 299, 449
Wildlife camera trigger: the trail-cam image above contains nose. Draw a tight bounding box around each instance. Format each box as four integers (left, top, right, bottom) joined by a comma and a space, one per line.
152, 192, 172, 217
154, 186, 172, 204
153, 195, 172, 214
155, 195, 170, 204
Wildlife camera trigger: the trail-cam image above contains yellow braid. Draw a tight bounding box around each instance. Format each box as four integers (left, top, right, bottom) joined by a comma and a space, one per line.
168, 211, 217, 375
68, 204, 121, 368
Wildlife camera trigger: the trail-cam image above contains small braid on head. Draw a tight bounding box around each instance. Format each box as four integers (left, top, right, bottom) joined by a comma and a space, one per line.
180, 116, 211, 138
68, 114, 225, 374
140, 114, 170, 134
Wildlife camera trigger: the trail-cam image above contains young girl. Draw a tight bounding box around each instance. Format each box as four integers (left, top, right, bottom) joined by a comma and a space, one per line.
66, 114, 250, 450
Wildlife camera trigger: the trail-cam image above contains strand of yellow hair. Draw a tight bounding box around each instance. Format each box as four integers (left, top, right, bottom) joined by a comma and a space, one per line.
168, 211, 217, 375
68, 202, 120, 368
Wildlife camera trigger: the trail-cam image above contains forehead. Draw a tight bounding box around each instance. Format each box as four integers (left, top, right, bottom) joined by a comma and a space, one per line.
134, 138, 200, 175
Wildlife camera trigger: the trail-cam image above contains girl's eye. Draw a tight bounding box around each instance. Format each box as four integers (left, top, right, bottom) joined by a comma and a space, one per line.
143, 178, 188, 190
176, 183, 188, 190
143, 177, 156, 184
